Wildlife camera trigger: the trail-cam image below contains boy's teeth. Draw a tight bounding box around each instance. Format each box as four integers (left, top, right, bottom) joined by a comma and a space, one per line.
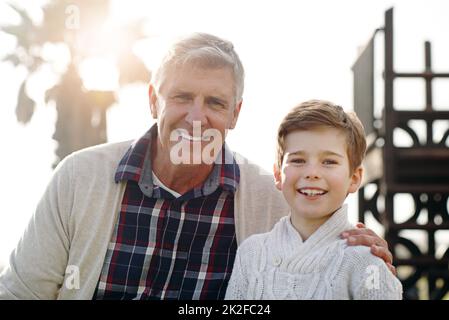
299, 189, 326, 196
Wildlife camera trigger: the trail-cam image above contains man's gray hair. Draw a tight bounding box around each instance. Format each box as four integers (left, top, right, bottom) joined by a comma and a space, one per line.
152, 33, 245, 103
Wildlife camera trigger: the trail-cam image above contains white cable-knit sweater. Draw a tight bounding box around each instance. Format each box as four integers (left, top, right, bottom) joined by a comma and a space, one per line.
225, 205, 403, 300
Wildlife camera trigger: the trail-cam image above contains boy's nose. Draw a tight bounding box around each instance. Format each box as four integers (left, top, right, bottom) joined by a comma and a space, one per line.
305, 173, 320, 180
304, 164, 321, 180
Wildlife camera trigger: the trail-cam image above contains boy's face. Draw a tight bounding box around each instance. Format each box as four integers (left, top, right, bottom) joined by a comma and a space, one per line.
274, 126, 363, 222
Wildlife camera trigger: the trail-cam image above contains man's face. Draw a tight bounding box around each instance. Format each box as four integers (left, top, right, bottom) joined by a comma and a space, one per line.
274, 126, 362, 223
149, 63, 241, 165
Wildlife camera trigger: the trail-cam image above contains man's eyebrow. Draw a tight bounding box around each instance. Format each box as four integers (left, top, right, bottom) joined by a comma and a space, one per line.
169, 90, 230, 103
170, 89, 193, 96
206, 95, 229, 104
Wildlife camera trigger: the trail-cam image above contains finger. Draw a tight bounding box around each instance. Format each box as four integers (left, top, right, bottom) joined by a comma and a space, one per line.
341, 228, 377, 239
342, 229, 388, 249
386, 263, 397, 276
345, 234, 383, 248
370, 244, 393, 265
356, 222, 366, 228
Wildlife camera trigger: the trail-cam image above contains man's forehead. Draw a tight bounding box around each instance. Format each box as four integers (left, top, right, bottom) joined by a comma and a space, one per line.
167, 63, 233, 79
162, 64, 235, 96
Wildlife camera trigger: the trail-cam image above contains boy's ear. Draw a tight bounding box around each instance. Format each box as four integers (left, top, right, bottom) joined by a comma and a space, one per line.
348, 166, 363, 194
273, 163, 282, 191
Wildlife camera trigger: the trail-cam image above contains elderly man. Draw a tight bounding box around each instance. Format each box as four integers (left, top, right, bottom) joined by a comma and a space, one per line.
0, 33, 394, 300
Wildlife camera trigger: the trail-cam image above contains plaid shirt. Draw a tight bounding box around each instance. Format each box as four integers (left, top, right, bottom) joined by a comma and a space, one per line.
94, 125, 240, 300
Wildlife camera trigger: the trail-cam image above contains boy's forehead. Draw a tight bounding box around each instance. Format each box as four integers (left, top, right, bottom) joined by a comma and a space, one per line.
284, 127, 347, 141
283, 128, 348, 154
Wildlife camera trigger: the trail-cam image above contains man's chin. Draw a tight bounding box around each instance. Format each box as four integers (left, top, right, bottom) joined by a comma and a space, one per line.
168, 151, 220, 166
168, 140, 222, 165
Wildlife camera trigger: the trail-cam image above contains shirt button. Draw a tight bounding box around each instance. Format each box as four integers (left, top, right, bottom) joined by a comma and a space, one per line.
273, 257, 282, 266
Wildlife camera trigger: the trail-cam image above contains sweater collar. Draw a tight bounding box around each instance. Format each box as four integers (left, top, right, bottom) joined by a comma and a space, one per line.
286, 204, 351, 245
269, 204, 353, 271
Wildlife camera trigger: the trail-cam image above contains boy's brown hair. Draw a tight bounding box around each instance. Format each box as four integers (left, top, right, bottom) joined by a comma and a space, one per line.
276, 100, 367, 174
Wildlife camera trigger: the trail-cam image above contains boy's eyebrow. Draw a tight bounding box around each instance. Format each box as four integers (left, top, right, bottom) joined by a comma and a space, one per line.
287, 150, 345, 158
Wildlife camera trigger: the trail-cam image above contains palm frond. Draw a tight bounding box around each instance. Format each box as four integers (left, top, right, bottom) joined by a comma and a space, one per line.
16, 81, 35, 124
2, 54, 21, 67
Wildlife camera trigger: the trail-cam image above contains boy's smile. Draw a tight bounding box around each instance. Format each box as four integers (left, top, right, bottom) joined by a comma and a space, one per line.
297, 187, 328, 198
274, 126, 363, 240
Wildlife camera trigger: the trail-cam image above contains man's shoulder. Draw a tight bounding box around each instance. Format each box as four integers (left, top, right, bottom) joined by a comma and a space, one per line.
70, 140, 133, 161
59, 140, 134, 177
233, 152, 274, 186
234, 152, 270, 173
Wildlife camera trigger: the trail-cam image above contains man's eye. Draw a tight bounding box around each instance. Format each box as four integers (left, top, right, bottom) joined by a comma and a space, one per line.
173, 95, 191, 102
208, 100, 226, 108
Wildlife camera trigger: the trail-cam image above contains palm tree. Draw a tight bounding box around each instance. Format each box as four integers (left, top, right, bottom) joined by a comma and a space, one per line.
1, 0, 150, 167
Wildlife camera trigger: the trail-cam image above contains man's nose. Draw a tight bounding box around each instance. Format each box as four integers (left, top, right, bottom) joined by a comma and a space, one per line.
185, 99, 207, 125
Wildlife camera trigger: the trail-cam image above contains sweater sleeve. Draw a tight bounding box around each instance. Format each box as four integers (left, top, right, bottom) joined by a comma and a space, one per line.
0, 155, 74, 299
224, 247, 249, 300
346, 246, 403, 300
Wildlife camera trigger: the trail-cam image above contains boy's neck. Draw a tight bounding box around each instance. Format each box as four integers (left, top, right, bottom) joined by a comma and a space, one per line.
290, 211, 335, 241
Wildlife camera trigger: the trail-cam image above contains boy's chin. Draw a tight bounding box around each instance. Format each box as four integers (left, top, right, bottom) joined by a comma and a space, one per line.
291, 204, 334, 220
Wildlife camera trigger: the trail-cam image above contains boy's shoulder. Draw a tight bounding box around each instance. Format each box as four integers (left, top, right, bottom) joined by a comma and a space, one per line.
342, 244, 403, 299
239, 215, 290, 249
341, 244, 391, 275
239, 232, 271, 251
237, 216, 289, 261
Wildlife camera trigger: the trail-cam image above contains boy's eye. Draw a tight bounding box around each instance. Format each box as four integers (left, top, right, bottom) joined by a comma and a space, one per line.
323, 159, 338, 165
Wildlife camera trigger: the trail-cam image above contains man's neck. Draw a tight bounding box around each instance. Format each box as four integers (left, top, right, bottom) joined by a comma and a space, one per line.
151, 139, 215, 195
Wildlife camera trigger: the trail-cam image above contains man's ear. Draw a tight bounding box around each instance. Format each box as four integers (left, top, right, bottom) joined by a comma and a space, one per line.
149, 84, 158, 119
229, 100, 242, 130
273, 163, 283, 191
348, 166, 363, 194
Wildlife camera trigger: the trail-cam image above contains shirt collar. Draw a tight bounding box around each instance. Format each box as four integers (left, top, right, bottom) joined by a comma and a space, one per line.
115, 124, 240, 199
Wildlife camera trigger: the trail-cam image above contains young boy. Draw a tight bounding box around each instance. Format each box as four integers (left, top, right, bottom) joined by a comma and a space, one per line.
225, 100, 402, 300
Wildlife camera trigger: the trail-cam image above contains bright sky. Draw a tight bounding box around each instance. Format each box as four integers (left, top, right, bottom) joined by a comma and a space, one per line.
0, 0, 448, 266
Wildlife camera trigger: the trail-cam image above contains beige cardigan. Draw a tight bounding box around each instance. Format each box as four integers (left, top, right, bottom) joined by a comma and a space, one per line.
0, 141, 288, 299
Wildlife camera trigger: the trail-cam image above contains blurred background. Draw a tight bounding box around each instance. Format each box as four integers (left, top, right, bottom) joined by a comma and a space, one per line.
0, 0, 447, 299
